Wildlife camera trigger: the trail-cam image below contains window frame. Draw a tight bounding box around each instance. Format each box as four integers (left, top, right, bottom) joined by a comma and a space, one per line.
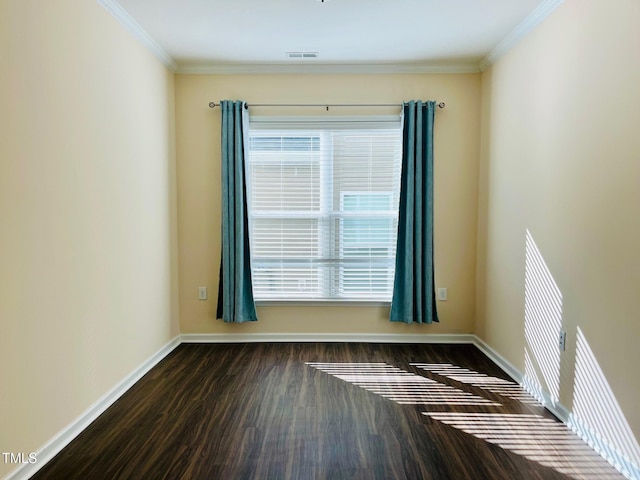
246, 116, 402, 305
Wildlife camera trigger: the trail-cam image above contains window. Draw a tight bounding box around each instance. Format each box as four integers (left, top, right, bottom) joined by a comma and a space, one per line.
247, 116, 402, 302
340, 192, 395, 296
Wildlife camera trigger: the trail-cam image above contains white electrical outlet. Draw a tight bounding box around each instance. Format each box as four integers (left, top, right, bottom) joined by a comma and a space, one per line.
437, 288, 447, 301
198, 286, 208, 300
559, 330, 566, 351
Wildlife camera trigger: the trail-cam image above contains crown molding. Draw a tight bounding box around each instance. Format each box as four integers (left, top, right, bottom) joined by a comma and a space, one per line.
176, 62, 481, 75
479, 0, 565, 71
96, 0, 177, 71
96, 0, 564, 76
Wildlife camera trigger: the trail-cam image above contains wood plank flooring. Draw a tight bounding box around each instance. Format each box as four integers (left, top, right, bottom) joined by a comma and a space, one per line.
31, 343, 625, 480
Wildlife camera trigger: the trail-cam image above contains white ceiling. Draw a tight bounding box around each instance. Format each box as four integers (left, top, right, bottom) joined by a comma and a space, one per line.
109, 0, 559, 72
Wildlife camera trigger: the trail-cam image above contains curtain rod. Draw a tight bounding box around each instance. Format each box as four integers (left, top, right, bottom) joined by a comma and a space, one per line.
208, 101, 445, 110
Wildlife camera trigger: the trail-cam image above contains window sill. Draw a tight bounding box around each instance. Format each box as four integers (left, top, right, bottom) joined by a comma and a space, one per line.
255, 300, 391, 307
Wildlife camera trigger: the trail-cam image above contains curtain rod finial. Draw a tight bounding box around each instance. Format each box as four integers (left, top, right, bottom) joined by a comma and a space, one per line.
438, 102, 445, 109
209, 102, 216, 108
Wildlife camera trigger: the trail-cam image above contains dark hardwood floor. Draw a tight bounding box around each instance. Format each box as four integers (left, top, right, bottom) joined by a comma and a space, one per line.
31, 343, 624, 480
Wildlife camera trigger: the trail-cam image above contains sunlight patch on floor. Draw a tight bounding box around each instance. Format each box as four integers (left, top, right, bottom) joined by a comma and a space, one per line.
305, 360, 629, 479
306, 362, 501, 406
424, 412, 623, 480
411, 363, 538, 405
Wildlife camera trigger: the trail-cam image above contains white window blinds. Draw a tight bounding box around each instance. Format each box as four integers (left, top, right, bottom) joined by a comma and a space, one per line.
247, 116, 402, 301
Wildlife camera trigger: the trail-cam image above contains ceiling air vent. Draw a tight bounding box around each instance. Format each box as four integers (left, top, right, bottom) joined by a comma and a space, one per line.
286, 52, 319, 59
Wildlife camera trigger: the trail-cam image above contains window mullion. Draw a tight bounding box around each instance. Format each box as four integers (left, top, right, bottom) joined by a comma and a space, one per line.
320, 131, 334, 298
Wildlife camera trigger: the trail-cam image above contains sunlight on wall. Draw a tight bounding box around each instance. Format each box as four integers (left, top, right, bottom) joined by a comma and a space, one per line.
570, 327, 640, 479
521, 230, 640, 479
523, 348, 547, 405
306, 363, 500, 406
524, 229, 563, 404
412, 363, 538, 405
424, 412, 623, 479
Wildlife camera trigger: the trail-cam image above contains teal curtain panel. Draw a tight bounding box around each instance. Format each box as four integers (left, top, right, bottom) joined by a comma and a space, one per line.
216, 100, 258, 323
390, 100, 439, 324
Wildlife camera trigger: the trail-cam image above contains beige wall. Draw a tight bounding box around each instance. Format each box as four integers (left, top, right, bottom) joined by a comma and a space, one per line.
176, 73, 481, 335
477, 0, 640, 442
0, 0, 178, 476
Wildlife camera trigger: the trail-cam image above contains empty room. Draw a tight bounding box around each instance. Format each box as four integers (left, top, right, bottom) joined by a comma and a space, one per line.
1, 0, 639, 478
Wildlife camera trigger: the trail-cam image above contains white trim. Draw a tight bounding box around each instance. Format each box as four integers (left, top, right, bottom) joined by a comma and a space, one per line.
472, 335, 639, 480
3, 337, 181, 480
568, 414, 640, 480
180, 333, 476, 344
256, 301, 391, 307
479, 0, 565, 71
8, 332, 638, 480
523, 377, 571, 422
471, 334, 523, 383
95, 0, 565, 75
94, 0, 563, 75
472, 334, 569, 421
4, 333, 472, 478
176, 62, 480, 75
95, 0, 177, 71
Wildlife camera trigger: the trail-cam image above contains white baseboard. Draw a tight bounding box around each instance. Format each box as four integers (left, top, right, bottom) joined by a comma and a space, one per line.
4, 336, 181, 480
5, 332, 473, 479
472, 335, 571, 421
568, 414, 640, 480
8, 333, 638, 480
180, 332, 476, 344
471, 335, 523, 383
